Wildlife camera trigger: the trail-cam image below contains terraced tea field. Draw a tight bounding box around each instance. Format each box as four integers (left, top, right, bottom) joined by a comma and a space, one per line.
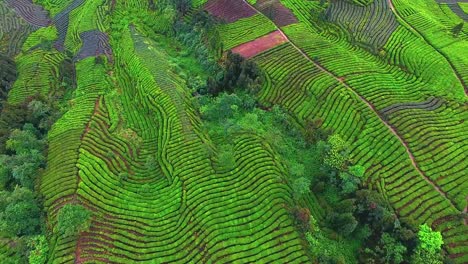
210, 0, 467, 261
0, 0, 466, 263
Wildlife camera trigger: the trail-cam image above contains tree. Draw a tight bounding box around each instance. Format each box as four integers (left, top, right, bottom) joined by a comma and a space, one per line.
172, 0, 192, 15
323, 134, 350, 170
379, 233, 407, 264
0, 54, 17, 100
292, 177, 311, 199
409, 224, 444, 264
28, 235, 49, 264
417, 224, 443, 254
327, 212, 357, 236
293, 206, 310, 232
410, 248, 443, 264
349, 165, 365, 178
145, 155, 157, 171
55, 204, 91, 237
6, 125, 45, 155
0, 187, 41, 237
451, 22, 464, 36
339, 172, 360, 194
1, 125, 46, 189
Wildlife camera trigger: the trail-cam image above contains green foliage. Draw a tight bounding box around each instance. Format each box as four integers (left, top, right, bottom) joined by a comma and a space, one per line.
305, 216, 359, 263
0, 54, 17, 101
410, 247, 443, 264
417, 224, 443, 254
217, 144, 236, 169
0, 187, 41, 237
338, 172, 360, 194
327, 212, 358, 236
292, 177, 311, 199
145, 155, 158, 171
323, 134, 350, 170
55, 204, 91, 237
27, 235, 48, 264
373, 233, 407, 264
6, 125, 45, 155
348, 165, 365, 178
206, 52, 263, 96
0, 124, 46, 189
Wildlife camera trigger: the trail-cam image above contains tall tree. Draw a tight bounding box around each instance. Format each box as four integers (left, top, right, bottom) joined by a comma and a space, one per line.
55, 204, 92, 237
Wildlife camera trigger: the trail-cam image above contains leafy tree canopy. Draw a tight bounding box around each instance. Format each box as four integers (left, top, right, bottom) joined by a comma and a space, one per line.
418, 224, 443, 253
55, 204, 92, 237
0, 187, 41, 237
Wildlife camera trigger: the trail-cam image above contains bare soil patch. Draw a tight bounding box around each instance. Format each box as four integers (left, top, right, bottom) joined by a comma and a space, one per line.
231, 30, 287, 58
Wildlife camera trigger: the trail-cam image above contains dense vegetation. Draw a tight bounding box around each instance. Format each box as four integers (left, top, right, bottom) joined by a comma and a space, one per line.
0, 0, 466, 263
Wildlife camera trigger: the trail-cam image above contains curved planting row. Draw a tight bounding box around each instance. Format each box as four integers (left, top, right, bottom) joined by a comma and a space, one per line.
282, 23, 432, 109
41, 57, 112, 263
254, 0, 298, 27
52, 0, 85, 50
217, 14, 277, 50
41, 17, 309, 262
380, 96, 444, 116
391, 0, 468, 95
205, 0, 256, 23
8, 49, 63, 104
244, 2, 468, 261
63, 0, 108, 53
383, 26, 464, 100
6, 0, 51, 27
253, 42, 468, 263
280, 0, 320, 27
0, 1, 35, 56
387, 102, 468, 211
442, 2, 468, 21
75, 30, 112, 62
326, 0, 398, 52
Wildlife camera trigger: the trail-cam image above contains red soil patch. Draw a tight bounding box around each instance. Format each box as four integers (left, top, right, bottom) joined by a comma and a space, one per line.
231, 30, 288, 59
255, 0, 298, 27
205, 0, 256, 23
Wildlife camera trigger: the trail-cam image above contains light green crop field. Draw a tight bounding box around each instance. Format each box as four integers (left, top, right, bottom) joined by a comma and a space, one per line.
0, 0, 466, 263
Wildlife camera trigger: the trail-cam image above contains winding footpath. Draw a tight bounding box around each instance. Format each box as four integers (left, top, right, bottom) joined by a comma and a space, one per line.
241, 0, 463, 215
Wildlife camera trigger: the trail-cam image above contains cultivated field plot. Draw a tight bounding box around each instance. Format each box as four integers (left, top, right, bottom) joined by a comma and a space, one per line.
212, 0, 468, 262
1, 0, 467, 263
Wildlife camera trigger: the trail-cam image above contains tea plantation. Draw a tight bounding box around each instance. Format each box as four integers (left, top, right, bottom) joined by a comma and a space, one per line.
0, 0, 466, 263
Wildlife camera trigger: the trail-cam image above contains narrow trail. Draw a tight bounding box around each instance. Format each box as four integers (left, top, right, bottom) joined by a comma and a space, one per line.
242, 0, 461, 213
386, 0, 468, 96
464, 197, 468, 225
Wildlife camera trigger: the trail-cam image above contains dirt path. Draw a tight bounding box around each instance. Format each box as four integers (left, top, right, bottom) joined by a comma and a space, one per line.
386, 0, 468, 96
464, 197, 468, 225
242, 0, 462, 213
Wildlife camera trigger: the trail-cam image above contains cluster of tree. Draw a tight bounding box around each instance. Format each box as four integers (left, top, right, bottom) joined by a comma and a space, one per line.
157, 0, 192, 15
0, 97, 52, 262
206, 51, 263, 96
291, 131, 450, 263
0, 54, 17, 106
0, 60, 83, 262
